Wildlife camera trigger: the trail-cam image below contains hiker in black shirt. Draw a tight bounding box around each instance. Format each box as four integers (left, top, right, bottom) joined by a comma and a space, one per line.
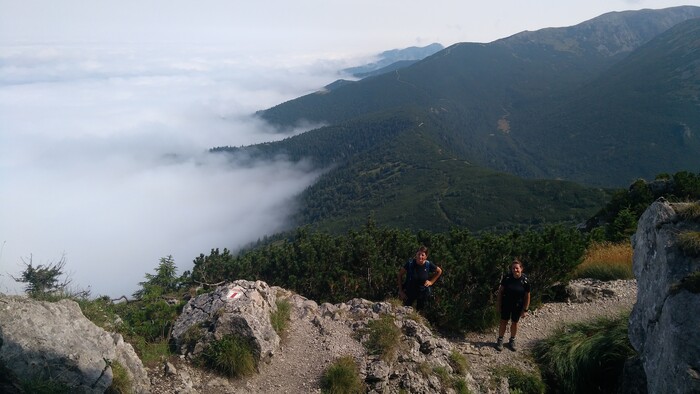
495, 259, 531, 351
397, 246, 442, 310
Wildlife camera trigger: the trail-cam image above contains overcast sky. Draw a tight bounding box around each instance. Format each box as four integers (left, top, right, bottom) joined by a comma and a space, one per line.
1, 0, 697, 297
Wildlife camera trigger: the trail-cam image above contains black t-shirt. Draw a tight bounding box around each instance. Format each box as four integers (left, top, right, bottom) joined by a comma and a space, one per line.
500, 274, 530, 308
403, 259, 436, 291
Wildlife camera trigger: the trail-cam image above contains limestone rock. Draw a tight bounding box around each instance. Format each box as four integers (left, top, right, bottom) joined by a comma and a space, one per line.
0, 296, 149, 393
171, 280, 280, 364
629, 199, 700, 393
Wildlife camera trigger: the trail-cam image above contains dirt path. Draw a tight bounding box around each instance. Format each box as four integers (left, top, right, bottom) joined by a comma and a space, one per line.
454, 279, 637, 387
149, 279, 637, 393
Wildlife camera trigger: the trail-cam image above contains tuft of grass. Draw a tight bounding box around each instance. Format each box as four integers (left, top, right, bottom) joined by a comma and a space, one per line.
128, 337, 171, 367
677, 231, 700, 256
492, 366, 545, 394
364, 315, 401, 362
407, 309, 430, 327
533, 313, 635, 394
573, 242, 633, 281
201, 335, 257, 378
106, 361, 132, 394
386, 297, 403, 308
20, 378, 73, 394
676, 202, 700, 221
270, 299, 292, 336
448, 350, 469, 375
320, 355, 364, 394
671, 271, 700, 294
433, 365, 451, 386
453, 378, 471, 394
78, 296, 121, 331
180, 324, 206, 354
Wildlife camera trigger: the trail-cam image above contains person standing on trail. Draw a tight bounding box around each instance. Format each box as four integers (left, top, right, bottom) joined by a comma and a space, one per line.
495, 259, 531, 351
397, 246, 442, 310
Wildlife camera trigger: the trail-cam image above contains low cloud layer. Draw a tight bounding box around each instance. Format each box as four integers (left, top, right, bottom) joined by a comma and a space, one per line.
0, 44, 346, 297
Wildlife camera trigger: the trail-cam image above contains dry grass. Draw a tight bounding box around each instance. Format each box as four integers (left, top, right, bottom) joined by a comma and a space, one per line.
677, 231, 700, 257
675, 201, 700, 221
573, 242, 633, 281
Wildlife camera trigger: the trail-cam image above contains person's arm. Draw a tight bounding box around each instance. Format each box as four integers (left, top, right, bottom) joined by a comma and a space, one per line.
521, 291, 531, 316
398, 267, 407, 299
496, 285, 504, 313
425, 266, 442, 287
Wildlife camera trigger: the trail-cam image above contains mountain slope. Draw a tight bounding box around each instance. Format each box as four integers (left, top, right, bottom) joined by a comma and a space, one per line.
218, 7, 700, 233
255, 6, 700, 187
508, 17, 700, 185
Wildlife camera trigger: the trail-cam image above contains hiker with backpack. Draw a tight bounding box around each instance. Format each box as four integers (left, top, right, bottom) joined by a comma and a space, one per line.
397, 246, 442, 310
495, 259, 531, 351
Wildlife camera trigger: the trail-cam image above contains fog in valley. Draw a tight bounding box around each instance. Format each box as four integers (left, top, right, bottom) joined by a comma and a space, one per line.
0, 45, 350, 297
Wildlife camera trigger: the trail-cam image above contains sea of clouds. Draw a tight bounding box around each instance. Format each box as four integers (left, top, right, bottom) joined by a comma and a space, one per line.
0, 44, 360, 297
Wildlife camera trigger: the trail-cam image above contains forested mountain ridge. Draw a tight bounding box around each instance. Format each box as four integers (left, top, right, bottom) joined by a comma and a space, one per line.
214, 6, 700, 233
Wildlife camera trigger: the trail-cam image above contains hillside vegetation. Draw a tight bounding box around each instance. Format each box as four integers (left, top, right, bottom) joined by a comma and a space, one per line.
213, 7, 700, 234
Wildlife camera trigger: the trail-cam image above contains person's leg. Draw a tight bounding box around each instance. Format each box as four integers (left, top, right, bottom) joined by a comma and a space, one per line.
496, 319, 508, 350
404, 290, 418, 307
498, 320, 508, 337
508, 310, 521, 350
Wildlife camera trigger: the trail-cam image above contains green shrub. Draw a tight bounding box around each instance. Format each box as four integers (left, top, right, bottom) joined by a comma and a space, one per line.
492, 366, 545, 394
677, 231, 700, 256
270, 299, 292, 335
364, 315, 401, 361
106, 361, 132, 394
201, 335, 257, 378
533, 314, 635, 394
448, 350, 469, 375
320, 355, 364, 394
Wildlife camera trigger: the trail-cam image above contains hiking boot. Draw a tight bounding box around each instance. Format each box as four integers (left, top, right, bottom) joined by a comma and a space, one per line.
495, 337, 504, 351
508, 338, 517, 351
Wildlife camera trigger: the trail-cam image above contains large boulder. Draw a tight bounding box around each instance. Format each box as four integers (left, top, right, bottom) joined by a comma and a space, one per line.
171, 280, 280, 365
0, 295, 149, 393
629, 199, 700, 393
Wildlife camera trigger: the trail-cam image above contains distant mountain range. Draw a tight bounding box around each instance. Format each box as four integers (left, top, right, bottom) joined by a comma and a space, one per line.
215, 6, 700, 233
341, 43, 444, 78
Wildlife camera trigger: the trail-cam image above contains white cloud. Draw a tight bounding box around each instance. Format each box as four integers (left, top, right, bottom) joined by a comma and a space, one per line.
0, 44, 335, 297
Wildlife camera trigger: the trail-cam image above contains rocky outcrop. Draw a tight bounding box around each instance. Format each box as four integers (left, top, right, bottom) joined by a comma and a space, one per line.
0, 295, 149, 394
168, 280, 477, 393
565, 278, 622, 302
171, 280, 280, 364
629, 199, 700, 393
